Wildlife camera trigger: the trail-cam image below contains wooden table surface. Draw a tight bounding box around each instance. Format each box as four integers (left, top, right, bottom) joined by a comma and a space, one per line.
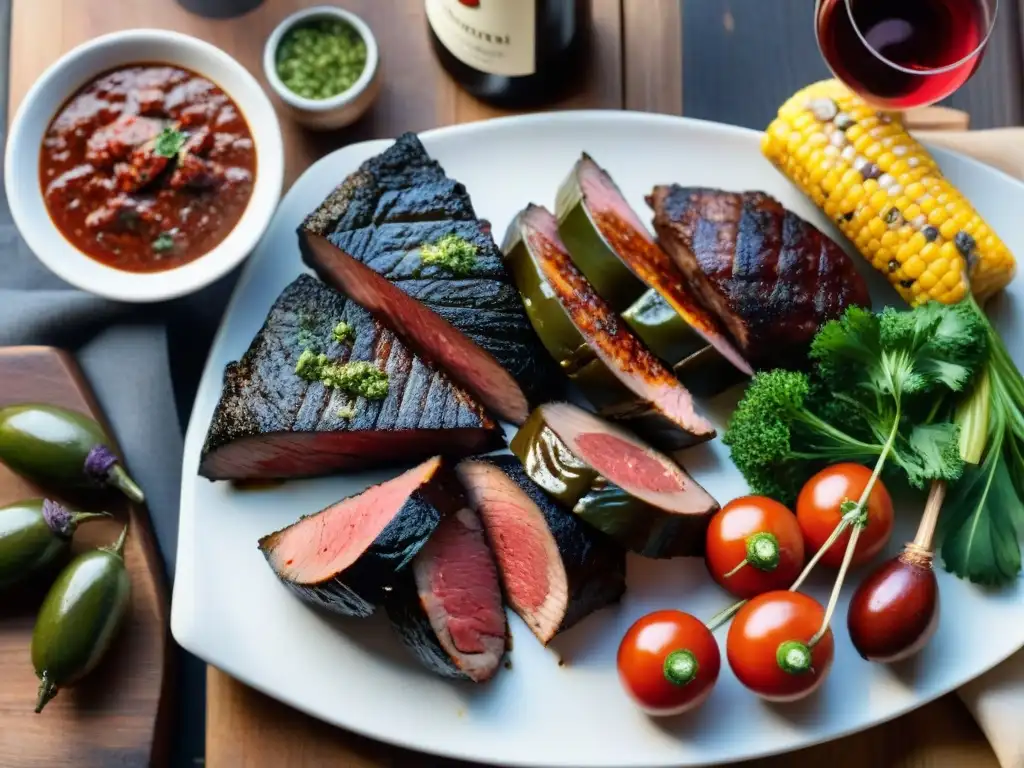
6, 1, 1010, 766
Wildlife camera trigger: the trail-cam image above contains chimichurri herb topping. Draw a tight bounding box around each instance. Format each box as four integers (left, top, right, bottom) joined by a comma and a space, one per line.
276, 19, 368, 101
295, 350, 389, 400
332, 321, 355, 344
420, 234, 478, 276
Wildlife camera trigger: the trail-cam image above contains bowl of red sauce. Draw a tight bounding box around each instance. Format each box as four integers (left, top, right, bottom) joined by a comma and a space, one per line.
5, 29, 284, 302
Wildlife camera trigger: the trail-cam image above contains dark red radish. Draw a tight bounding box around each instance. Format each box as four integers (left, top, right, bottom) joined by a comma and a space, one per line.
847, 481, 944, 662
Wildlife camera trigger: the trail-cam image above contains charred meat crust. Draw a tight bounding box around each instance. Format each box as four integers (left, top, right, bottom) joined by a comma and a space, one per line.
299, 131, 561, 415
506, 205, 715, 451
648, 186, 872, 367
199, 275, 503, 480
465, 455, 626, 640
257, 459, 466, 618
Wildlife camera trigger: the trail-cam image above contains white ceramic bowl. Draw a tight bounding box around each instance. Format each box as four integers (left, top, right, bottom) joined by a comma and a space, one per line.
263, 6, 381, 131
4, 29, 285, 303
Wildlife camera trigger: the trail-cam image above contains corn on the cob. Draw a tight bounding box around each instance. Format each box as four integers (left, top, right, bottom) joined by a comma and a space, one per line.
763, 79, 1017, 307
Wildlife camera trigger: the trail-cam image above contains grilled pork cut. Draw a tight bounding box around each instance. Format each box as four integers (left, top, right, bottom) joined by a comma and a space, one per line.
199, 275, 503, 481
648, 186, 871, 367
386, 505, 508, 682
457, 455, 626, 645
258, 456, 458, 618
300, 132, 559, 425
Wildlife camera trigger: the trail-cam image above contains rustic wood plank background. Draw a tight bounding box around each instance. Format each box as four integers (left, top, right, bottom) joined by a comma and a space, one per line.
6, 0, 1021, 766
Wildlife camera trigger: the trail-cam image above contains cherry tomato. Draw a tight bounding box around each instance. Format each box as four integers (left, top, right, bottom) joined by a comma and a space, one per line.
705, 496, 805, 599
796, 463, 894, 569
617, 610, 721, 716
726, 591, 834, 702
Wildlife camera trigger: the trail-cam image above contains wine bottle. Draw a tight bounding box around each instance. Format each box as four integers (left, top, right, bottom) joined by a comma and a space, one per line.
426, 0, 587, 108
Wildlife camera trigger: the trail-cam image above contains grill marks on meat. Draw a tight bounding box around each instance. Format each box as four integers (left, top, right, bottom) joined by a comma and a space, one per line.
648, 186, 872, 367
457, 455, 626, 645
258, 457, 457, 617
386, 506, 508, 682
300, 132, 559, 424
199, 275, 503, 480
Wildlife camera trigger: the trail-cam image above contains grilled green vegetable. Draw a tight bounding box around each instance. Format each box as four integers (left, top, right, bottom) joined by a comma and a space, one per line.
554, 153, 753, 396
32, 526, 131, 713
0, 499, 108, 590
502, 204, 716, 451
509, 403, 719, 558
0, 404, 144, 503
623, 293, 747, 397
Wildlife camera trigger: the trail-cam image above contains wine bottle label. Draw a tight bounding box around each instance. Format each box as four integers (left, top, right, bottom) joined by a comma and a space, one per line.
426, 0, 537, 77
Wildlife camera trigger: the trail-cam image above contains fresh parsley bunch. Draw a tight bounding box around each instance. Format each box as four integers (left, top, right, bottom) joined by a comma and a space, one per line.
723, 302, 988, 510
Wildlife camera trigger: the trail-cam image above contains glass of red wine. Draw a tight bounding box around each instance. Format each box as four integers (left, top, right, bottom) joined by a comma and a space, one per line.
816, 0, 998, 109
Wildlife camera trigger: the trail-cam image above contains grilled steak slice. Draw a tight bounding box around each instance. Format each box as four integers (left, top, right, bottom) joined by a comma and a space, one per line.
300, 132, 559, 425
258, 456, 457, 618
648, 186, 872, 367
199, 275, 503, 481
502, 204, 715, 452
386, 506, 507, 682
457, 455, 626, 645
510, 403, 720, 559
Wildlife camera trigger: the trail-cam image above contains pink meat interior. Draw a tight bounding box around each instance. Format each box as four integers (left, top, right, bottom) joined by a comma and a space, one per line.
262, 457, 439, 584
458, 461, 568, 643
542, 402, 716, 513
414, 507, 507, 680
303, 234, 529, 424
201, 428, 496, 481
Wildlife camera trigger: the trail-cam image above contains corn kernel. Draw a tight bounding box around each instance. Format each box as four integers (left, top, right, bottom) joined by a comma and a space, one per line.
903, 255, 925, 279
939, 219, 959, 240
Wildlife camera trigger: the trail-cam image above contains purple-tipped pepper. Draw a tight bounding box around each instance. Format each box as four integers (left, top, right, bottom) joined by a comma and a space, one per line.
0, 404, 144, 503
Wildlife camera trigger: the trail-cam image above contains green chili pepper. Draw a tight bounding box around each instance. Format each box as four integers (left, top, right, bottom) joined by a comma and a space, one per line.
0, 499, 109, 590
0, 404, 145, 503
32, 526, 131, 713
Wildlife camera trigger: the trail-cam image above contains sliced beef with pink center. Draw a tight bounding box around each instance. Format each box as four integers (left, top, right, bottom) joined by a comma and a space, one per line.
199, 275, 503, 481
258, 456, 462, 617
510, 402, 720, 559
386, 506, 507, 682
299, 132, 560, 425
457, 455, 625, 645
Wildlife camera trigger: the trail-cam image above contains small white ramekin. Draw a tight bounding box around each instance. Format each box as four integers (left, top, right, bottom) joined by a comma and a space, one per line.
4, 29, 285, 303
263, 6, 381, 131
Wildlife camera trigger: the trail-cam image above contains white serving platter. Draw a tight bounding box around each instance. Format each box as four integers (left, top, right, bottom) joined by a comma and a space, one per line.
171, 110, 1024, 767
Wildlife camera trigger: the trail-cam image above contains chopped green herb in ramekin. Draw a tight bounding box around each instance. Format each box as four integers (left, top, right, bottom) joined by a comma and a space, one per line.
275, 18, 368, 101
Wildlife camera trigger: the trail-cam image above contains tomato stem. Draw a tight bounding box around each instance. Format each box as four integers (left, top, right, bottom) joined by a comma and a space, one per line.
776, 640, 813, 675
705, 600, 746, 632
663, 649, 698, 686
788, 514, 855, 593
723, 560, 748, 579
808, 403, 902, 646
747, 531, 781, 571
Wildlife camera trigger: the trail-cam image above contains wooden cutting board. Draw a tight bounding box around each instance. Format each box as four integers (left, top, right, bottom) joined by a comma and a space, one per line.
0, 347, 173, 768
